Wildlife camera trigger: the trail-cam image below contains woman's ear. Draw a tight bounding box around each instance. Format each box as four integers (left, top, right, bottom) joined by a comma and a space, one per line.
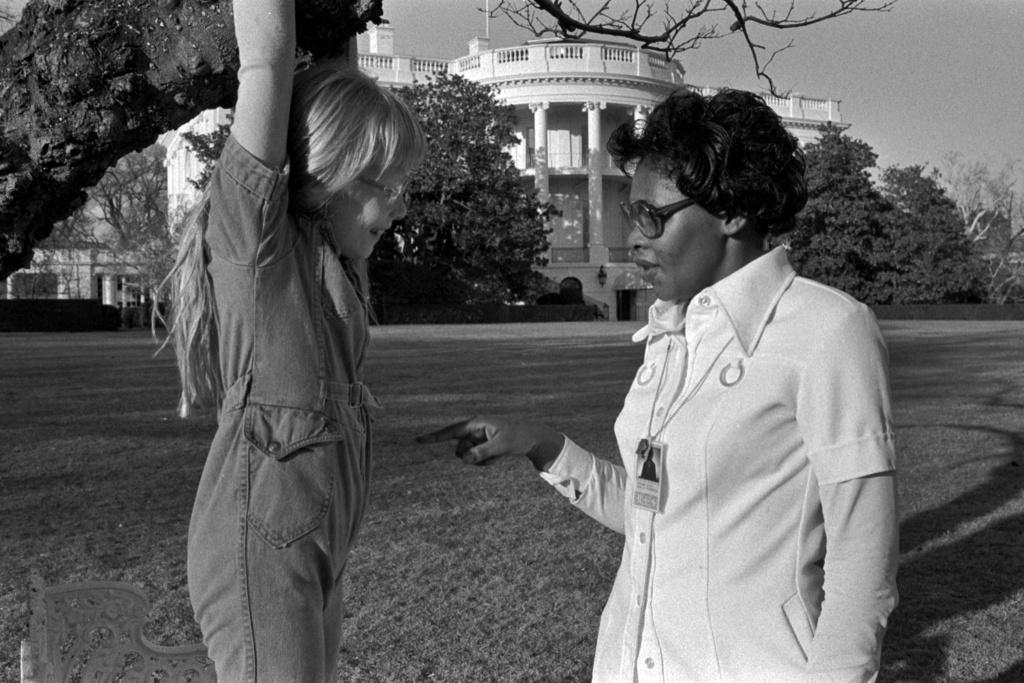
722, 215, 755, 238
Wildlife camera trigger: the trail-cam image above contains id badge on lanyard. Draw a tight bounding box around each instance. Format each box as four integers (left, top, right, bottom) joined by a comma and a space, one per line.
633, 438, 667, 513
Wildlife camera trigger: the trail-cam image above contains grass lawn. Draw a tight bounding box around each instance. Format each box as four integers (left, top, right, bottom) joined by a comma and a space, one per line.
1, 320, 1023, 682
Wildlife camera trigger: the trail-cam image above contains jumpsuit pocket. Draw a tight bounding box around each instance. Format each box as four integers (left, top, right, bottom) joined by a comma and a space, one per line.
243, 403, 361, 549
782, 592, 815, 661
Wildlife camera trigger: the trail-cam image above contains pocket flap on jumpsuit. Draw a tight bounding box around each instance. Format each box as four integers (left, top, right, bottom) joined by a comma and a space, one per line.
244, 403, 358, 459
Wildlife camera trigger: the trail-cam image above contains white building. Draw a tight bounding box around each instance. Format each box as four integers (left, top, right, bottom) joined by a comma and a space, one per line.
159, 23, 849, 321
0, 209, 162, 308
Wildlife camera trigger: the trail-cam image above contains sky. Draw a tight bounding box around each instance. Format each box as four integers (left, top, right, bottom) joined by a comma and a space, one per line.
367, 0, 1024, 173
3, 0, 1021, 173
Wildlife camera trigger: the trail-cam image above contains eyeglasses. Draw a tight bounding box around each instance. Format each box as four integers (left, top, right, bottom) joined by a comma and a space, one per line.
357, 177, 409, 205
620, 197, 698, 239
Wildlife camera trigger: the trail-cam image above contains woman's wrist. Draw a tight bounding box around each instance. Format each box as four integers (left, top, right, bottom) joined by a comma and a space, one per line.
528, 431, 566, 472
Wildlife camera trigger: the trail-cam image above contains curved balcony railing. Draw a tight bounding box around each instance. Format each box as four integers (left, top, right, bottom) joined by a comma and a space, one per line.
357, 46, 841, 124
697, 86, 842, 123
452, 42, 686, 85
357, 54, 449, 85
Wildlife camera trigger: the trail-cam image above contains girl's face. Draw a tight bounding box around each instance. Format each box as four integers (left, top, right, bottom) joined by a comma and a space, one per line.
627, 161, 734, 305
328, 170, 410, 260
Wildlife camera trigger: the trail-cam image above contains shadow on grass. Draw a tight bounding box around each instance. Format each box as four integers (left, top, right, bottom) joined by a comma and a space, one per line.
883, 421, 1024, 682
879, 328, 1024, 681
979, 659, 1024, 683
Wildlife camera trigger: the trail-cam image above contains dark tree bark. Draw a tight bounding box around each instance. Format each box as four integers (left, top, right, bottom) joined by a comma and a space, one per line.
0, 0, 381, 279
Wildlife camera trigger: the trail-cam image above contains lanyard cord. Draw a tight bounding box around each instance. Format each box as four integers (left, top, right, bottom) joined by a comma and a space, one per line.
643, 337, 674, 441
643, 334, 735, 443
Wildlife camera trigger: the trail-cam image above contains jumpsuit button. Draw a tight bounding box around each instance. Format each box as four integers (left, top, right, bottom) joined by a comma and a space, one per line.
267, 441, 282, 455
645, 657, 656, 669
639, 532, 647, 544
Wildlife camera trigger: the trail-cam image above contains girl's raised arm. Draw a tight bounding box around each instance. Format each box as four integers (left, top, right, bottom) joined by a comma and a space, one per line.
230, 0, 295, 169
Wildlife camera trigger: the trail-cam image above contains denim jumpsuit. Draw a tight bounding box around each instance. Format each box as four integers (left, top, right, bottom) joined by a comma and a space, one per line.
187, 136, 379, 682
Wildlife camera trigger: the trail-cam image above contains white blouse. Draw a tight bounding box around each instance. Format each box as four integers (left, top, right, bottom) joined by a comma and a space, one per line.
542, 247, 898, 683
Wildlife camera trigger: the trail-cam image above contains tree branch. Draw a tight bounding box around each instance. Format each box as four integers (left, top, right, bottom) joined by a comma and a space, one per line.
0, 0, 382, 279
493, 0, 895, 94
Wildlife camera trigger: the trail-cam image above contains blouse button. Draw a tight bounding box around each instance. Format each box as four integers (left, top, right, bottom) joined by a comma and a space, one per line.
645, 657, 656, 669
655, 406, 665, 416
698, 294, 711, 306
639, 532, 647, 544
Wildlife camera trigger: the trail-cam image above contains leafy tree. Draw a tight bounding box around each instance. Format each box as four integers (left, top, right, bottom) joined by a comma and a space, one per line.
878, 165, 984, 303
787, 127, 983, 304
379, 73, 555, 305
786, 126, 895, 302
180, 117, 233, 192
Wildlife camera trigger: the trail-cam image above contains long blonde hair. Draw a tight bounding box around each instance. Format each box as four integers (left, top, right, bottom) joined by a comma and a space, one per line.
163, 61, 426, 417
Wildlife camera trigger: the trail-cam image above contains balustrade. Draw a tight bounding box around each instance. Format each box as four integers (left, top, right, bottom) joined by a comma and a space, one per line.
607, 247, 633, 263
411, 58, 447, 74
457, 55, 480, 71
550, 247, 590, 263
496, 47, 529, 63
602, 46, 635, 62
646, 53, 668, 68
802, 97, 831, 111
359, 54, 395, 70
548, 44, 584, 59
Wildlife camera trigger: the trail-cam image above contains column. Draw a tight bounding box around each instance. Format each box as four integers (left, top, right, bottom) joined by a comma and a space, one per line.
101, 274, 117, 306
585, 101, 608, 264
529, 102, 550, 202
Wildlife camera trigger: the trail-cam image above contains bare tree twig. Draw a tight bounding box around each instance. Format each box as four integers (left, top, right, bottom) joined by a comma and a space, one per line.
491, 0, 896, 94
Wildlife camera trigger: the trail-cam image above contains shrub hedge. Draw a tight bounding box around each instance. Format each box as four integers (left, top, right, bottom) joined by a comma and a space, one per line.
0, 300, 120, 332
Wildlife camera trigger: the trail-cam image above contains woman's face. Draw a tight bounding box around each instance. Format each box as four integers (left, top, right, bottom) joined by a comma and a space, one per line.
328, 170, 410, 260
627, 161, 734, 304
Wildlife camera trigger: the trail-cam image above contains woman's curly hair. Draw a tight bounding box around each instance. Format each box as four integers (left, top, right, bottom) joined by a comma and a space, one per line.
607, 88, 807, 236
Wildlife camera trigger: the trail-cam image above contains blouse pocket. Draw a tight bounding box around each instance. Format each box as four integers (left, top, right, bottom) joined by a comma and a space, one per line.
782, 592, 815, 661
243, 403, 359, 549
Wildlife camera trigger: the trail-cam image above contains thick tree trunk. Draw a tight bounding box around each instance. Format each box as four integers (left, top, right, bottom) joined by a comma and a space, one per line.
0, 0, 381, 279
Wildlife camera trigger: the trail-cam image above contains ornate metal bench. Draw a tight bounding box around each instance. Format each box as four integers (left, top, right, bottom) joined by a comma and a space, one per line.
20, 573, 215, 682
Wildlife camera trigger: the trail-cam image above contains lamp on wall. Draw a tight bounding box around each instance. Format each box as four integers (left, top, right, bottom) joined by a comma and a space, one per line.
597, 265, 607, 288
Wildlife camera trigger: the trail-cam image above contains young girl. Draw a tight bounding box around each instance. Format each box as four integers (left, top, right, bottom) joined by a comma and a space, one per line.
164, 1, 424, 679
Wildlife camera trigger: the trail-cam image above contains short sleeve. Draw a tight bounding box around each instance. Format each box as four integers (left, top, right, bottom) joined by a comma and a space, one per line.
796, 304, 896, 485
205, 134, 293, 267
